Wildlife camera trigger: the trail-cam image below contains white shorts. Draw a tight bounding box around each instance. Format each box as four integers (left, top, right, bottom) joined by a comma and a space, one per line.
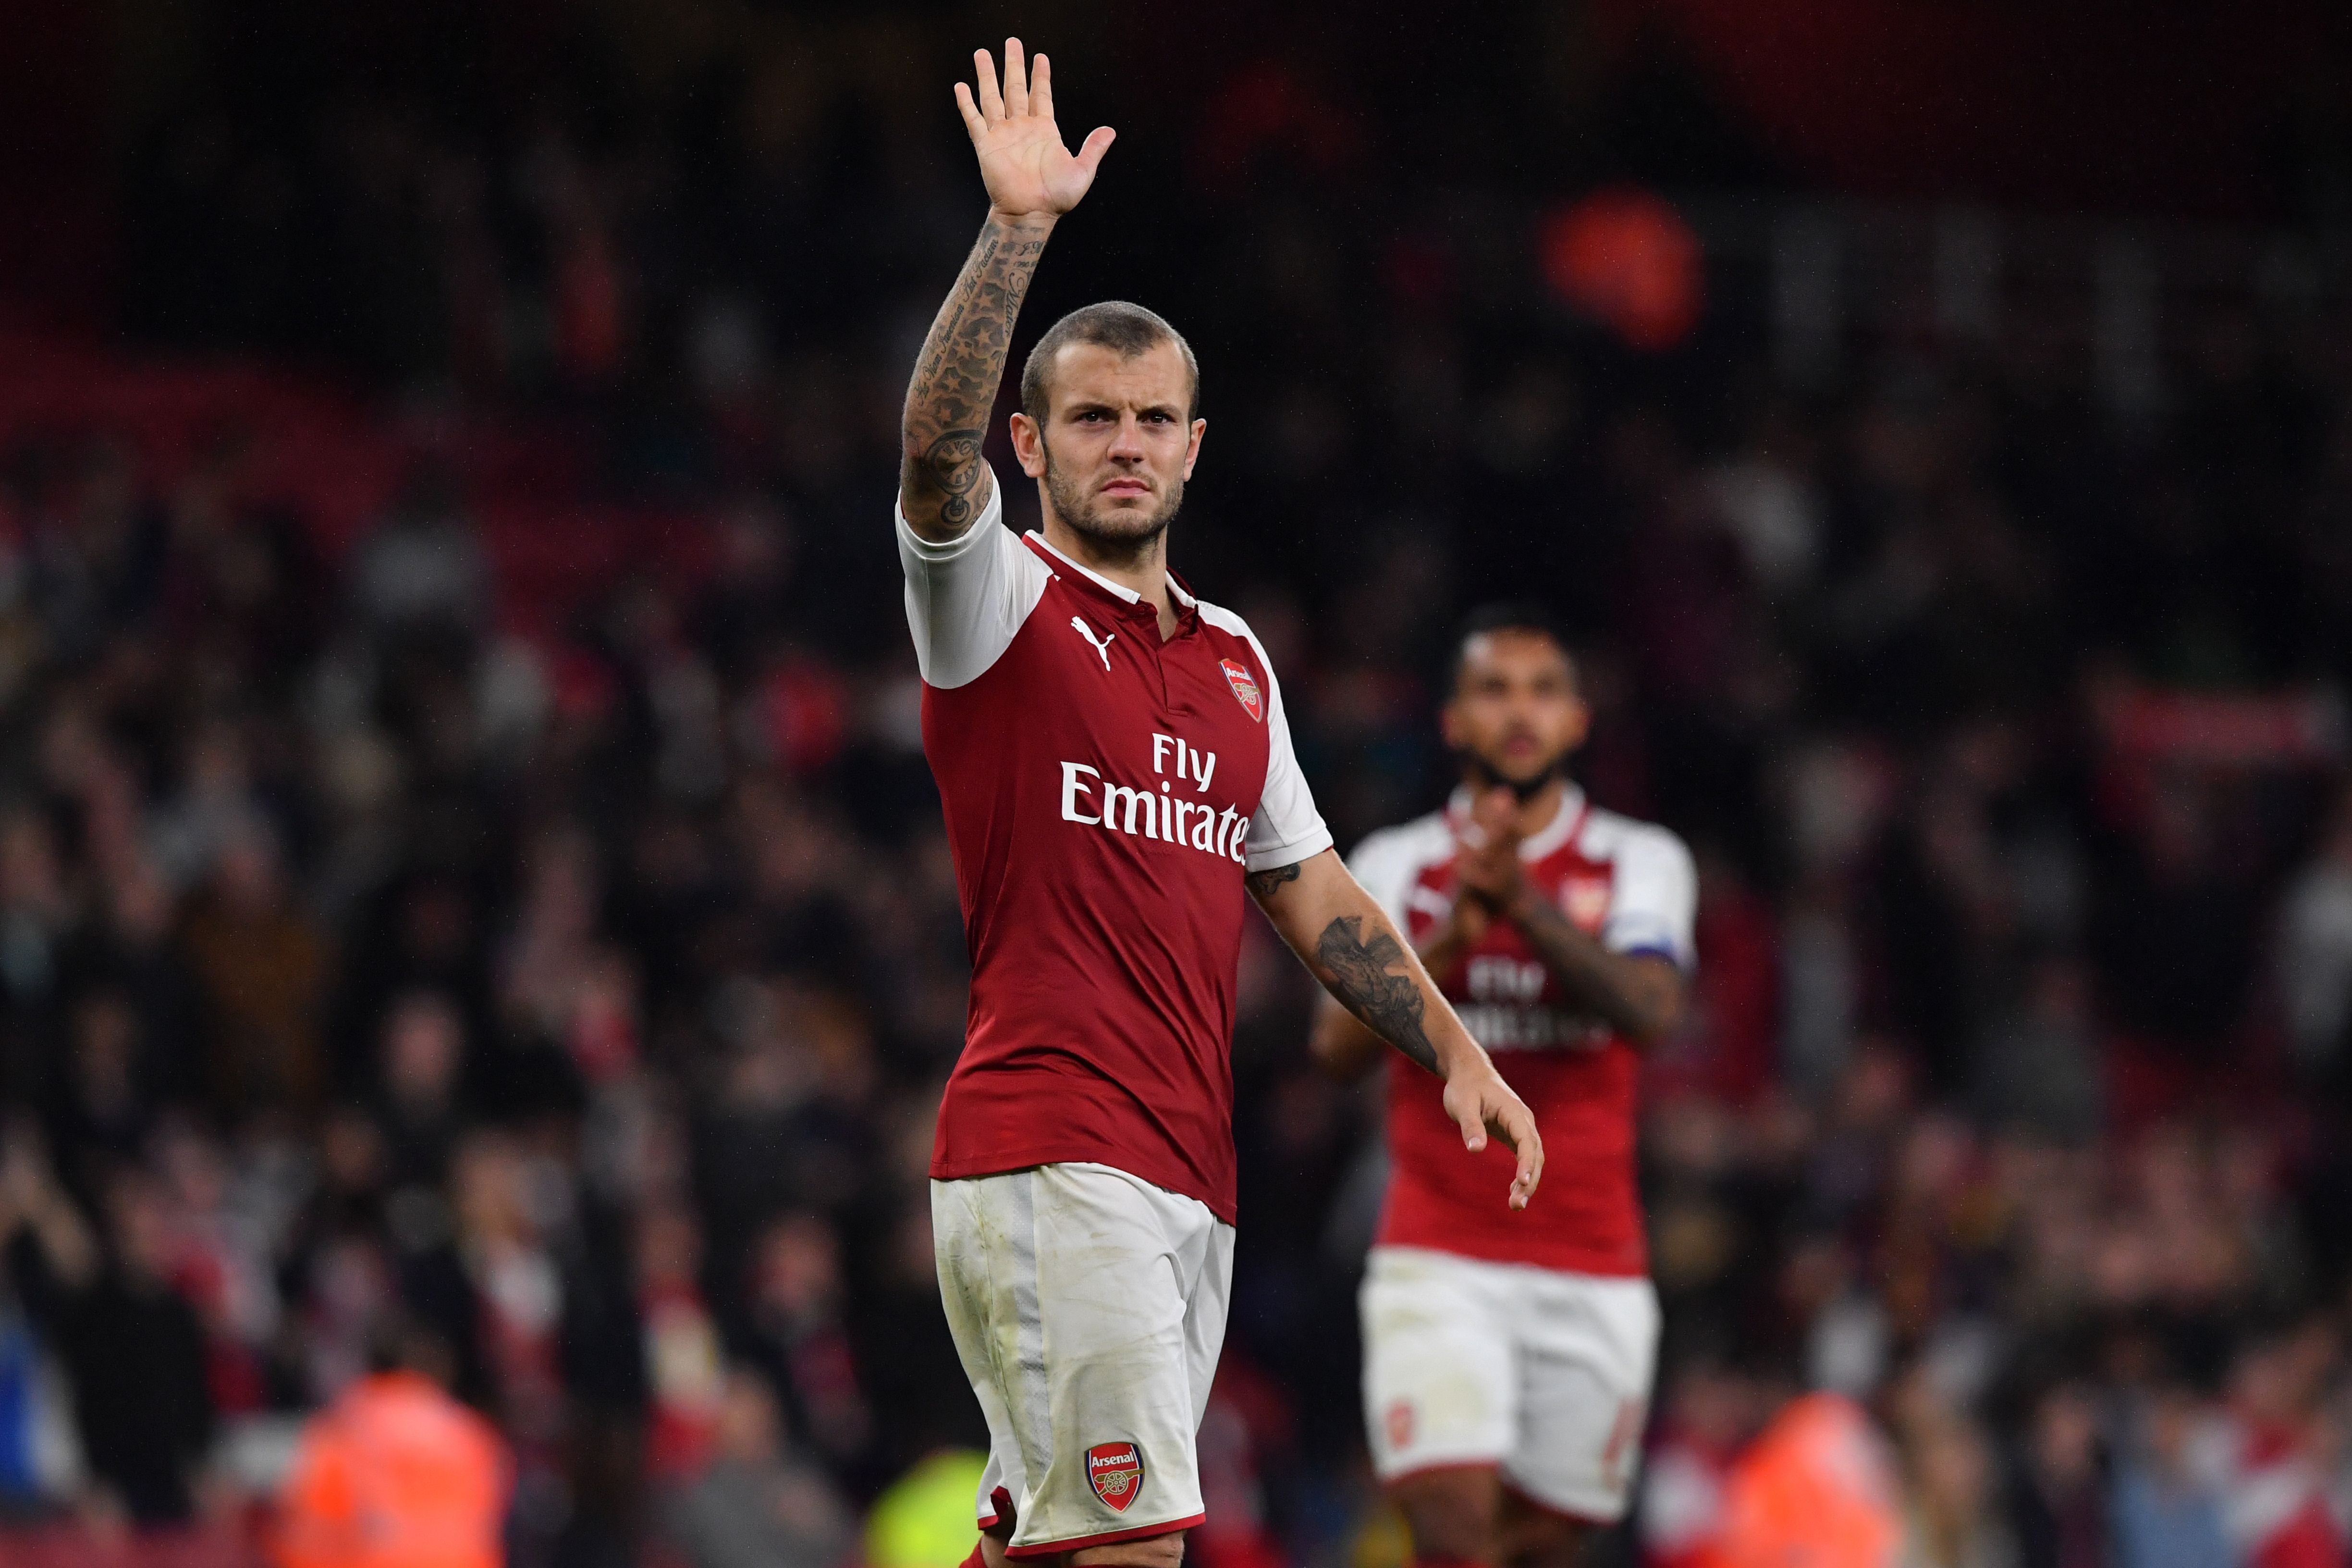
1360, 1246, 1660, 1521
932, 1162, 1235, 1557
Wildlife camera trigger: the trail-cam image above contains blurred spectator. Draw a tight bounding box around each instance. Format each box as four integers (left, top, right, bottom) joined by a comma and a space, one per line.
2109, 1385, 2230, 1568
735, 1213, 870, 1476
2281, 787, 2352, 1089
2003, 1384, 2107, 1568
178, 821, 329, 1118
658, 1367, 851, 1568
38, 1163, 213, 1525
1898, 1411, 2016, 1568
636, 1200, 724, 1483
275, 1318, 509, 1568
374, 993, 467, 1193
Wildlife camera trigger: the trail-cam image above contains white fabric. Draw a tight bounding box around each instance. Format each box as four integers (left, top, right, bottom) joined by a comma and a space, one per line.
896, 478, 1051, 690
1347, 813, 1457, 929
1579, 807, 1698, 970
1346, 792, 1698, 971
933, 1162, 1234, 1554
895, 472, 1330, 872
1360, 1245, 1660, 1519
1193, 602, 1330, 873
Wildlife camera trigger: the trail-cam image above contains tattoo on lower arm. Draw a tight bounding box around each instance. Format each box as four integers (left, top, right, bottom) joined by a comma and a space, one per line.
1315, 915, 1441, 1075
1512, 896, 1677, 1042
901, 216, 1051, 538
1243, 862, 1301, 900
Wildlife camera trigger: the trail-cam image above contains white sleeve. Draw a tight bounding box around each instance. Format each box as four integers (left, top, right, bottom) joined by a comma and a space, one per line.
1345, 827, 1429, 929
1603, 827, 1698, 970
1238, 630, 1334, 873
896, 471, 1052, 689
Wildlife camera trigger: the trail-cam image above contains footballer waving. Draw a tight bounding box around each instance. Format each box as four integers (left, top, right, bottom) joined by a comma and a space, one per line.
896, 39, 1543, 1568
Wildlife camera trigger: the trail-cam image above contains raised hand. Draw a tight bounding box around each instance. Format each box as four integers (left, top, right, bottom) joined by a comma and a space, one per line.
955, 39, 1115, 223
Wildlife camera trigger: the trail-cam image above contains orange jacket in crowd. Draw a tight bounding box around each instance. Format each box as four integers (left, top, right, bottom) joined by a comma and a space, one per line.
275, 1372, 511, 1568
1706, 1393, 1902, 1568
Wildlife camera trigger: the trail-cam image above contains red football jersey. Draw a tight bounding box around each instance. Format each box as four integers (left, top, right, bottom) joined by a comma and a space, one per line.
901, 479, 1332, 1223
1349, 788, 1695, 1274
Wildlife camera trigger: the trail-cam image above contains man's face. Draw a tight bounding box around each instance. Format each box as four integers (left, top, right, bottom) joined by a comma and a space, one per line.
1013, 340, 1204, 550
1442, 630, 1589, 796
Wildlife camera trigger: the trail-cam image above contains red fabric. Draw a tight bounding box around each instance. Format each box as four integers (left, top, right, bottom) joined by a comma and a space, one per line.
638, 1280, 723, 1481
1003, 1513, 1208, 1559
1378, 808, 1648, 1275
925, 539, 1281, 1224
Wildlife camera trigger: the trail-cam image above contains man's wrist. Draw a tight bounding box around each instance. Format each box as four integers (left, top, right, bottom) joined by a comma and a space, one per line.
988, 208, 1060, 235
1433, 1029, 1493, 1082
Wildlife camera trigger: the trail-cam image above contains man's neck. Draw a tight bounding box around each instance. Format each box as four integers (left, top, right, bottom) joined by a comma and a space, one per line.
1516, 776, 1572, 837
1041, 512, 1176, 637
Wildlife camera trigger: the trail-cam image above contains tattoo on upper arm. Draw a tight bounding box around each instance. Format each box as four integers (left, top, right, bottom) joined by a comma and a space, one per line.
1315, 915, 1441, 1075
1243, 861, 1301, 901
922, 429, 986, 527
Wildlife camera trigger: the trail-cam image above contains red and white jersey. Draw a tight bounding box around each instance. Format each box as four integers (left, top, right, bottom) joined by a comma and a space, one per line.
1350, 787, 1694, 1274
901, 477, 1331, 1223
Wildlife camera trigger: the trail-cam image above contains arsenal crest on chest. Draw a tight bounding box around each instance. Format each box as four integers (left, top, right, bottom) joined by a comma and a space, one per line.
1219, 659, 1263, 722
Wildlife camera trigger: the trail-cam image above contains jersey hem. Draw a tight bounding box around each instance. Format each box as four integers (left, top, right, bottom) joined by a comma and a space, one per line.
1005, 1512, 1207, 1558
931, 1152, 1237, 1227
1370, 1236, 1648, 1279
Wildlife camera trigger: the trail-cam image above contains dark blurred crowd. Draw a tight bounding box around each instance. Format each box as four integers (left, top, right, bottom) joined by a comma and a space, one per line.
4, 8, 2352, 1568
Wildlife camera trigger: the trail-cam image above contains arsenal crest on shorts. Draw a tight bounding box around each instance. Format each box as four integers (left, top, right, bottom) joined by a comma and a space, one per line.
1086, 1441, 1145, 1512
1220, 659, 1263, 722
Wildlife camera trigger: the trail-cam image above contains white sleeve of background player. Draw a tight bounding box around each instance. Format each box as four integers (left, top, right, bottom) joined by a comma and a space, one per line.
1344, 825, 1432, 930
1602, 826, 1699, 971
896, 470, 1052, 689
1212, 622, 1332, 873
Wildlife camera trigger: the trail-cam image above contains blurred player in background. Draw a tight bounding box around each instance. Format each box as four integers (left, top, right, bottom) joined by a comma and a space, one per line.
1315, 606, 1696, 1568
895, 40, 1544, 1568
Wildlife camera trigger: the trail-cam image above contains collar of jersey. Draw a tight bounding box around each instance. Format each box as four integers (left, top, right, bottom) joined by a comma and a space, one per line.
1447, 783, 1588, 861
1024, 530, 1197, 620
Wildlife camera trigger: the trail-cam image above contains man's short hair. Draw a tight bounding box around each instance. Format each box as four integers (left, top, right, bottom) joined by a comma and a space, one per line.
1450, 602, 1575, 692
1020, 301, 1201, 424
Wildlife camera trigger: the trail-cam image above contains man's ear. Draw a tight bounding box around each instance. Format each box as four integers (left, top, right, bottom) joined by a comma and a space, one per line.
1009, 412, 1048, 478
1182, 418, 1207, 480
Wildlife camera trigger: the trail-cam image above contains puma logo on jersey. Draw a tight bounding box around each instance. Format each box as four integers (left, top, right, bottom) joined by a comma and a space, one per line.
1070, 616, 1115, 670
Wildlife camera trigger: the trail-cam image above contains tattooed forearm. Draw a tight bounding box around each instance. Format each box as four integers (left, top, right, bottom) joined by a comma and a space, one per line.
1314, 915, 1442, 1075
1508, 893, 1684, 1044
1243, 861, 1301, 901
900, 214, 1054, 540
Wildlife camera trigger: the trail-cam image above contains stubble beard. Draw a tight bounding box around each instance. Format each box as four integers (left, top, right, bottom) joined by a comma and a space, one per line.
1462, 747, 1567, 803
1043, 441, 1185, 565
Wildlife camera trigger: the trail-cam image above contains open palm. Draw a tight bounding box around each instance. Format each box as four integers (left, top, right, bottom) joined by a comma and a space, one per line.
956, 39, 1115, 220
